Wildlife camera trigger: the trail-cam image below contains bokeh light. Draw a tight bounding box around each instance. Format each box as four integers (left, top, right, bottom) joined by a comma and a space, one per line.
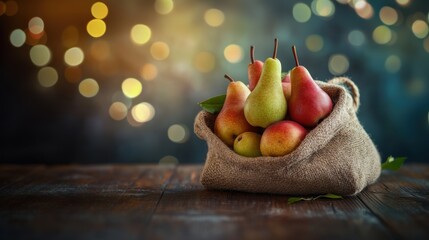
411, 20, 429, 39
90, 39, 110, 61
354, 1, 373, 19
385, 55, 401, 73
79, 78, 99, 98
311, 0, 335, 18
109, 102, 128, 121
159, 155, 178, 165
224, 44, 243, 63
10, 29, 26, 47
61, 26, 79, 48
379, 6, 398, 26
204, 8, 225, 27
28, 17, 44, 35
150, 41, 170, 60
122, 78, 142, 98
37, 67, 58, 88
140, 63, 158, 81
154, 0, 174, 15
194, 51, 215, 73
86, 19, 106, 38
91, 2, 108, 19
168, 124, 189, 143
64, 47, 85, 66
131, 102, 155, 123
328, 54, 349, 75
130, 24, 151, 45
373, 25, 392, 44
348, 30, 366, 46
424, 37, 429, 53
4, 0, 18, 16
29, 44, 51, 66
305, 34, 324, 52
396, 0, 411, 6
293, 3, 312, 23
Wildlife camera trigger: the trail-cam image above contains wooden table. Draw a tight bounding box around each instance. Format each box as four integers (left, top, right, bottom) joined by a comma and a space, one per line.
0, 164, 428, 239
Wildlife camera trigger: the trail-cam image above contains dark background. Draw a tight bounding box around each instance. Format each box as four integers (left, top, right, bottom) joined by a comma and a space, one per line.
0, 0, 428, 164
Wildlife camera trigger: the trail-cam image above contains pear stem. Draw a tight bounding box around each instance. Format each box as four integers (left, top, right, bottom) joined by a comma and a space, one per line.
292, 45, 299, 67
273, 38, 278, 59
224, 74, 234, 82
250, 46, 255, 64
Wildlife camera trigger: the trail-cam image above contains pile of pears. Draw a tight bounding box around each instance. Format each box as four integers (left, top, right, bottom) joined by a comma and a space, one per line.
214, 39, 333, 157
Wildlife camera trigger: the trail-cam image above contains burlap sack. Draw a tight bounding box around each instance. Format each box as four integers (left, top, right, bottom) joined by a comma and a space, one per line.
194, 77, 381, 196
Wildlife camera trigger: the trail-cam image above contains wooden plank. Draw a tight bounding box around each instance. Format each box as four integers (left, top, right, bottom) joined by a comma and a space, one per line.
0, 164, 175, 240
146, 165, 394, 240
0, 164, 45, 191
358, 164, 429, 240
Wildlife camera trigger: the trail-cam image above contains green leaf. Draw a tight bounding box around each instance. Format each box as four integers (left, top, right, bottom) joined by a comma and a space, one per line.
381, 156, 407, 171
198, 94, 226, 114
287, 193, 343, 204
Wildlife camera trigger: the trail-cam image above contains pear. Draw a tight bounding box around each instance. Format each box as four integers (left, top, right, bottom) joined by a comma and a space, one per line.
260, 120, 307, 157
281, 71, 291, 100
244, 38, 287, 128
214, 74, 257, 147
248, 46, 264, 91
288, 46, 333, 128
233, 132, 262, 157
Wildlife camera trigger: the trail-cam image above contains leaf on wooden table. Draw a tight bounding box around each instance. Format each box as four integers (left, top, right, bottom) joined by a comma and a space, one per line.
198, 94, 226, 114
381, 156, 407, 171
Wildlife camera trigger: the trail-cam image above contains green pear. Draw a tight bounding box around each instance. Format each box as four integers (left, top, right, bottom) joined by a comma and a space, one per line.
214, 74, 257, 147
244, 38, 287, 128
233, 132, 262, 157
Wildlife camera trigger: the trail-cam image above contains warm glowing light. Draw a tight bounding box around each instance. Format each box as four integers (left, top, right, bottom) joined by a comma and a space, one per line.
64, 66, 81, 83
348, 30, 365, 46
354, 1, 373, 19
131, 102, 155, 123
328, 54, 349, 75
306, 34, 324, 52
204, 8, 225, 27
109, 102, 128, 121
336, 0, 350, 4
385, 55, 401, 73
224, 44, 243, 63
122, 78, 142, 98
79, 78, 99, 98
168, 124, 189, 143
424, 37, 429, 53
10, 29, 26, 47
194, 51, 215, 73
154, 0, 174, 15
140, 63, 158, 81
87, 19, 106, 38
411, 20, 429, 39
28, 17, 44, 35
130, 24, 151, 45
379, 7, 398, 26
293, 3, 312, 23
150, 41, 170, 60
373, 25, 392, 44
396, 0, 410, 6
91, 2, 108, 19
64, 47, 84, 66
159, 155, 178, 165
5, 0, 18, 16
30, 44, 51, 66
0, 2, 5, 16
311, 0, 335, 17
90, 40, 110, 61
62, 26, 79, 48
37, 67, 58, 87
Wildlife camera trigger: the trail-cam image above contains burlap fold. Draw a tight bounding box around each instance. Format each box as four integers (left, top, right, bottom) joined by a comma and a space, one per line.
194, 77, 381, 196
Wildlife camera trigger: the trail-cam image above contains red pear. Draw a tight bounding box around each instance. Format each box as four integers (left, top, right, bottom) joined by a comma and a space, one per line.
281, 72, 291, 100
214, 74, 257, 147
288, 46, 333, 128
248, 46, 264, 91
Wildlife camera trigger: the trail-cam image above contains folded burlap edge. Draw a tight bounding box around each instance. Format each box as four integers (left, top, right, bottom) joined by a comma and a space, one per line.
194, 77, 381, 196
